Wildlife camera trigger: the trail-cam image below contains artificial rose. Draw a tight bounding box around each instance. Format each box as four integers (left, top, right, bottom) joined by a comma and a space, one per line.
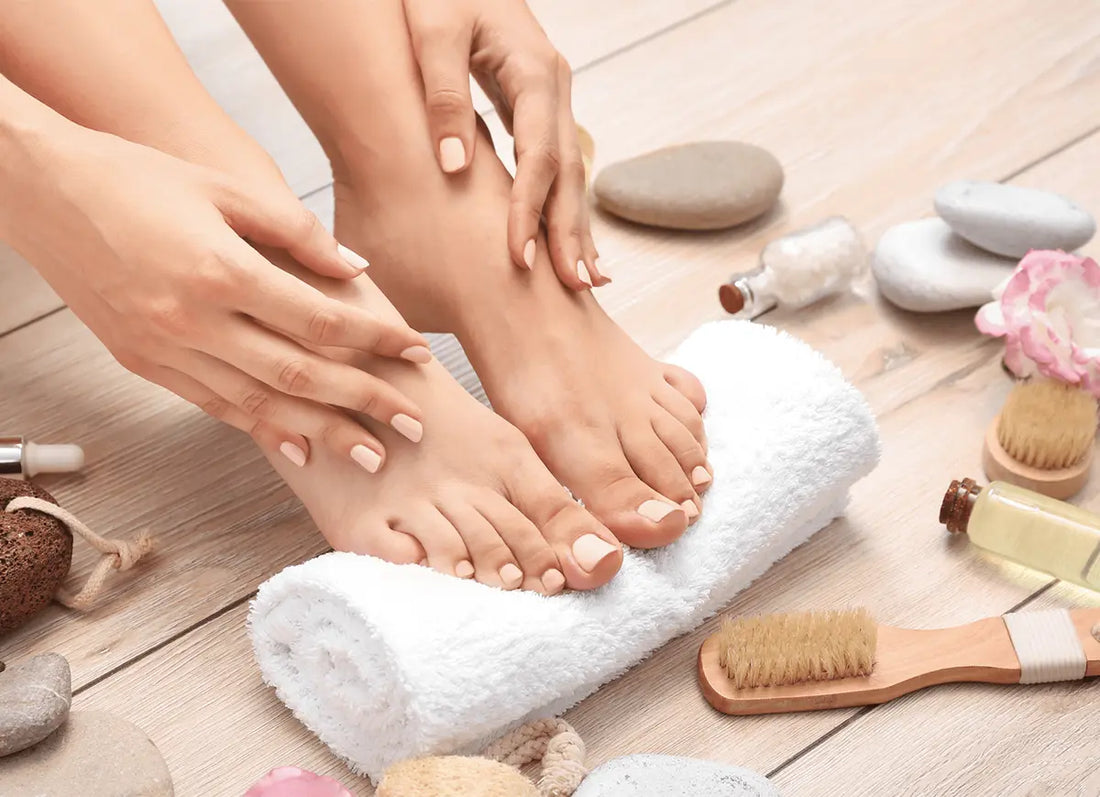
975, 250, 1100, 398
244, 767, 352, 797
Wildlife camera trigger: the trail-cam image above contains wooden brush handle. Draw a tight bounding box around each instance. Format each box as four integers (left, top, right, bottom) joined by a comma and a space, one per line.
699, 608, 1100, 716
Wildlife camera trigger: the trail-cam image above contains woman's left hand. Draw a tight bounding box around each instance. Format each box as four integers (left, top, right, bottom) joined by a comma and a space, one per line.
402, 0, 608, 290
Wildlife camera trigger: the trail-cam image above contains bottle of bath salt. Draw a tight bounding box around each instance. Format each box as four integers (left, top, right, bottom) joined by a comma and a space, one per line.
718, 216, 867, 317
940, 478, 1100, 591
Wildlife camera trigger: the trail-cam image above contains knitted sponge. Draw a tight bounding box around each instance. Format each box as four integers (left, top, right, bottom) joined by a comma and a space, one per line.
377, 756, 537, 797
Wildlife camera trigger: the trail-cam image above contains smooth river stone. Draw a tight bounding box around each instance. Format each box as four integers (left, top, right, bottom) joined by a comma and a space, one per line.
935, 180, 1096, 258
872, 218, 1016, 312
593, 141, 783, 230
0, 653, 71, 756
0, 711, 173, 796
573, 754, 778, 797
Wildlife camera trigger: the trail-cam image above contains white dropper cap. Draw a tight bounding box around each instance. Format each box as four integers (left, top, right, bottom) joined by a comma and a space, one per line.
23, 442, 85, 477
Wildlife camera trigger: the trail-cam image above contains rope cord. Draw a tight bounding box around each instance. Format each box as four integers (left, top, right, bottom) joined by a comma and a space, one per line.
483, 718, 587, 797
1003, 609, 1087, 684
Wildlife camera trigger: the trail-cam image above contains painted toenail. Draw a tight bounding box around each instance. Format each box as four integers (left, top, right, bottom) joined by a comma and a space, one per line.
390, 413, 423, 443
279, 441, 307, 468
637, 499, 681, 523
681, 499, 699, 519
691, 465, 712, 486
572, 534, 618, 572
336, 243, 370, 272
455, 560, 475, 578
499, 563, 523, 589
350, 444, 382, 473
576, 260, 592, 287
439, 136, 466, 173
523, 239, 536, 269
400, 345, 433, 364
541, 568, 565, 594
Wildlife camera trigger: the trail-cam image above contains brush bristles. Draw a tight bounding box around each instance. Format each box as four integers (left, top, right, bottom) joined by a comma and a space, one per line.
998, 379, 1098, 469
717, 608, 877, 689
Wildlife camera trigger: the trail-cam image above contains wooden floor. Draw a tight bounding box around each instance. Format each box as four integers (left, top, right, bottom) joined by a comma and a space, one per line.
3, 1, 1100, 794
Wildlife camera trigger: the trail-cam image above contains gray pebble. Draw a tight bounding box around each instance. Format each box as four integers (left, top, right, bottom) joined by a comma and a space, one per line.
573, 754, 778, 797
0, 653, 71, 757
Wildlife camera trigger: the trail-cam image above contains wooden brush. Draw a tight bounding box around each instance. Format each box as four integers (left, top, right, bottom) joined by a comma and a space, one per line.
983, 379, 1097, 500
698, 607, 1100, 715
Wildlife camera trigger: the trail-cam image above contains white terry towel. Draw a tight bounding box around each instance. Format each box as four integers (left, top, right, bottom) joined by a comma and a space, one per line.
250, 320, 880, 781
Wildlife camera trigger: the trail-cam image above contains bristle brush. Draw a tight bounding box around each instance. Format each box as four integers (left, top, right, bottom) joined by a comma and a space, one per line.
698, 607, 1100, 715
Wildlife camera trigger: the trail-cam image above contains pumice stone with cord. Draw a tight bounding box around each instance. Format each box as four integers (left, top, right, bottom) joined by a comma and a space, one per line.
0, 436, 84, 478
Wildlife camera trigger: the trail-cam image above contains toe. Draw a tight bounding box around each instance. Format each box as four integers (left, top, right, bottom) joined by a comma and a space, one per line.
620, 422, 700, 512
335, 514, 426, 563
651, 410, 711, 495
663, 365, 707, 414
393, 506, 473, 579
476, 493, 563, 593
575, 455, 689, 549
439, 499, 526, 589
654, 382, 707, 453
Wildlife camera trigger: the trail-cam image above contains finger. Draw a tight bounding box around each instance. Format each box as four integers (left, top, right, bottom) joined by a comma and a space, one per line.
544, 89, 595, 291
407, 11, 476, 174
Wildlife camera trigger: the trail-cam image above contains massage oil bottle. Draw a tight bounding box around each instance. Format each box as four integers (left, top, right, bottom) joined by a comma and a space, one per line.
940, 478, 1100, 591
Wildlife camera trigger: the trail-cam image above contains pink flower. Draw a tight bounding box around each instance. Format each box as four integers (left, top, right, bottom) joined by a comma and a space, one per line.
244, 767, 353, 797
975, 250, 1100, 398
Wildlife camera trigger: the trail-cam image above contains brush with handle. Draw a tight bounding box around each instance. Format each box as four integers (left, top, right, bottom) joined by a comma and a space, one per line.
698, 607, 1100, 715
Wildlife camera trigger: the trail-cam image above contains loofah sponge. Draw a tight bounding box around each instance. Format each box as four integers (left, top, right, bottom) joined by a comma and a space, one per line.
377, 755, 538, 797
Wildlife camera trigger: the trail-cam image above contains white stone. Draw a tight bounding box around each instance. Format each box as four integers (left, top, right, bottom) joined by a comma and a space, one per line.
872, 218, 1016, 312
573, 754, 777, 797
934, 180, 1095, 258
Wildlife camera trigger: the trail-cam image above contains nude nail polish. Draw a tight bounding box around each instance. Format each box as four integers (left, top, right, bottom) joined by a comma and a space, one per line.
336, 243, 370, 272
400, 345, 433, 364
572, 534, 618, 572
391, 413, 423, 443
576, 260, 592, 287
455, 560, 475, 578
279, 441, 307, 468
523, 239, 536, 269
439, 137, 466, 173
350, 444, 382, 473
541, 568, 566, 594
499, 563, 523, 589
681, 499, 700, 519
691, 465, 712, 486
637, 499, 681, 523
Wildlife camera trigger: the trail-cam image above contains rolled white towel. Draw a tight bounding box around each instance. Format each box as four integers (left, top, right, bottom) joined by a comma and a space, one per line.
250, 320, 880, 781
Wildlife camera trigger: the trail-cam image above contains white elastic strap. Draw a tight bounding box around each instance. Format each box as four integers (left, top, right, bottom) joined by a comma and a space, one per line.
1003, 609, 1087, 684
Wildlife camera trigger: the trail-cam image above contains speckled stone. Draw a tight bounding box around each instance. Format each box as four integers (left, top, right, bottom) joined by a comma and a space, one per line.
573, 754, 778, 797
935, 180, 1095, 258
0, 478, 72, 636
0, 653, 71, 756
593, 141, 784, 230
0, 711, 173, 796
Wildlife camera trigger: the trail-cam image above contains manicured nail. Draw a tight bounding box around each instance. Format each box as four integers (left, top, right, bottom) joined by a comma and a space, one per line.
400, 345, 433, 364
390, 413, 423, 443
499, 563, 523, 589
455, 560, 475, 579
572, 534, 618, 572
576, 260, 592, 287
523, 239, 536, 269
691, 465, 712, 487
637, 499, 681, 523
336, 243, 370, 272
681, 499, 699, 519
350, 444, 382, 473
279, 441, 307, 468
439, 137, 466, 173
541, 568, 565, 594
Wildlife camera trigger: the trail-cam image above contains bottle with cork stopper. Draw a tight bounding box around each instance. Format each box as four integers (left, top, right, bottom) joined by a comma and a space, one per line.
940, 477, 1100, 592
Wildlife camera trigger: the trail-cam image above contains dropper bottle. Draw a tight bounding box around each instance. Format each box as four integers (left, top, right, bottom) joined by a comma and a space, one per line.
940, 478, 1100, 591
0, 436, 85, 479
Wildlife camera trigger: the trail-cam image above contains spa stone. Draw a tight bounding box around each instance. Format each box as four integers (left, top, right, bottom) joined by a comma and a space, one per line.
0, 653, 71, 756
573, 754, 778, 797
934, 180, 1096, 258
0, 478, 72, 635
593, 141, 783, 230
872, 218, 1016, 312
0, 711, 174, 796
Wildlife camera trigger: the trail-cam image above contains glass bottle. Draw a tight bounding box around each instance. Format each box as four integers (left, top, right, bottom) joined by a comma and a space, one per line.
940, 478, 1100, 591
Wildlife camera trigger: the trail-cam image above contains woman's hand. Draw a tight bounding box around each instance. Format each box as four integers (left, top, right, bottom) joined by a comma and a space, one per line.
0, 121, 432, 473
402, 0, 608, 290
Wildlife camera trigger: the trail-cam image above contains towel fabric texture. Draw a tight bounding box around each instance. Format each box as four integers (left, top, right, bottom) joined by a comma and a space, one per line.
249, 320, 880, 781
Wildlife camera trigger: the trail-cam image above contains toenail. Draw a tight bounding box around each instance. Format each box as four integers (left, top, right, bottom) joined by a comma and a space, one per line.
576, 260, 592, 287
523, 239, 536, 269
350, 444, 382, 473
541, 568, 565, 594
637, 499, 681, 523
391, 413, 423, 443
691, 466, 712, 487
279, 441, 307, 468
681, 499, 699, 519
455, 560, 475, 578
499, 563, 523, 589
400, 345, 434, 364
572, 534, 618, 572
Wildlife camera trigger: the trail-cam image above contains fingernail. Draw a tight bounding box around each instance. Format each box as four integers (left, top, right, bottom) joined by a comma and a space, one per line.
637, 499, 681, 523
523, 239, 536, 269
279, 441, 307, 467
439, 137, 466, 173
400, 345, 433, 364
499, 563, 523, 589
681, 499, 699, 519
337, 243, 370, 272
350, 444, 382, 473
455, 560, 475, 578
391, 413, 423, 443
576, 260, 592, 287
572, 534, 618, 572
541, 568, 565, 594
691, 465, 712, 486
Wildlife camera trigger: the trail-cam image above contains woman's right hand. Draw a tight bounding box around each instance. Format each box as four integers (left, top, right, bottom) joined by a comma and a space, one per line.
0, 121, 432, 473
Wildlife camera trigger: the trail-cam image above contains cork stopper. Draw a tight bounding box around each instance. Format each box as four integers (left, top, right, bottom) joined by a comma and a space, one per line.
940, 478, 982, 534
718, 281, 747, 315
